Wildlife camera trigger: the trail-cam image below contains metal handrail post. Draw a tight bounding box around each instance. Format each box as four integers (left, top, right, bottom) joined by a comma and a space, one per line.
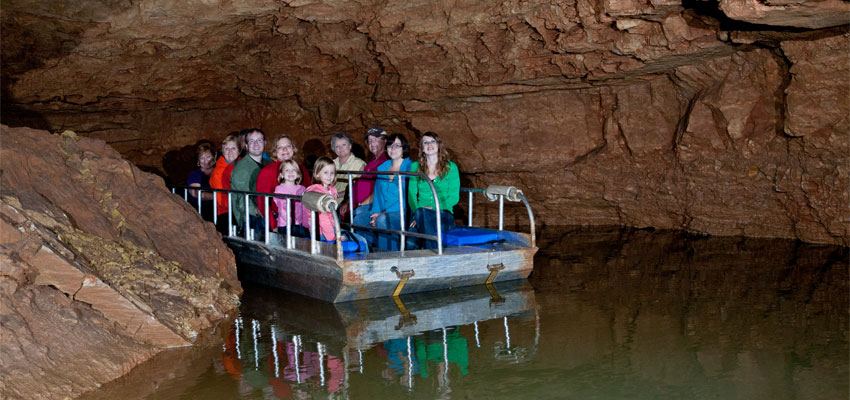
422, 177, 443, 255
184, 188, 188, 201
197, 190, 201, 213
397, 174, 405, 253
310, 211, 317, 255
519, 193, 536, 248
468, 192, 473, 227
264, 197, 270, 245
331, 210, 343, 263
228, 193, 233, 237
244, 195, 251, 241
285, 198, 292, 249
498, 195, 504, 231
348, 175, 354, 232
213, 193, 218, 224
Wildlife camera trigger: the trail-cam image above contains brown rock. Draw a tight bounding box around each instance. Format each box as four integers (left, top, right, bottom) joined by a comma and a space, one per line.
720, 0, 850, 29
0, 125, 241, 399
0, 1, 847, 245
29, 245, 85, 295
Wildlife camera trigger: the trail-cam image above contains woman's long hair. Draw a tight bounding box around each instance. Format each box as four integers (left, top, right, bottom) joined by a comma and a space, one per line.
416, 132, 450, 178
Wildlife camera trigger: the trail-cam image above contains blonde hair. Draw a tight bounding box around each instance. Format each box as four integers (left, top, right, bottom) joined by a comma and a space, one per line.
270, 134, 297, 161
417, 132, 450, 178
221, 133, 238, 149
312, 156, 336, 186
278, 160, 302, 185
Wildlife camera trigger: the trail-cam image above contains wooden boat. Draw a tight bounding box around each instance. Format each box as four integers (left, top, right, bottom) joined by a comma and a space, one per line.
176, 172, 537, 303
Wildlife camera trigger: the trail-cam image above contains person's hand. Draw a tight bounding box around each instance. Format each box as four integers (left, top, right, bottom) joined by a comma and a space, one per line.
338, 203, 349, 219
339, 235, 349, 241
369, 213, 380, 226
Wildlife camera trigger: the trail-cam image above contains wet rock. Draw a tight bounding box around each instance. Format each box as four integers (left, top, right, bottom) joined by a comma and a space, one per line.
0, 125, 241, 399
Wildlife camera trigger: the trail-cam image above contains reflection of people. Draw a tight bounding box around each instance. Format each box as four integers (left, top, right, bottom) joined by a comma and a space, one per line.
383, 337, 419, 379
220, 328, 243, 380
415, 327, 469, 378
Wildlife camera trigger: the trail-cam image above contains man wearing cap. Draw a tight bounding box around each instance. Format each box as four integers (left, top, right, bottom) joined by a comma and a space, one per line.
350, 127, 389, 234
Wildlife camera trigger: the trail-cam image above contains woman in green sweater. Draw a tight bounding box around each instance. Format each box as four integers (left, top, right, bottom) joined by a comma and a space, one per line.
407, 132, 459, 249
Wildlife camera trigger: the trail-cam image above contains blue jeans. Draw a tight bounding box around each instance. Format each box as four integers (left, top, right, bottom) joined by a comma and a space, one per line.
406, 208, 455, 250
373, 211, 404, 251
352, 204, 375, 248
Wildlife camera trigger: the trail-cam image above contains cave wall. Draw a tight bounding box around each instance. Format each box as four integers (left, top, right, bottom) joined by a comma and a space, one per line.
2, 0, 847, 244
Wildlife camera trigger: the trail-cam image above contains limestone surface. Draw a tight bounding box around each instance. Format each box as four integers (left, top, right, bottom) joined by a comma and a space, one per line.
1, 1, 847, 244
0, 125, 241, 399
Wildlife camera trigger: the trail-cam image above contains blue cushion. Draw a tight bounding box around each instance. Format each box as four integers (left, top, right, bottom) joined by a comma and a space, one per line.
323, 231, 370, 253
443, 227, 500, 246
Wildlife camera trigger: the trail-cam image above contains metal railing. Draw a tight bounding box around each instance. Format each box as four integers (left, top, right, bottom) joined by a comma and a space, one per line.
336, 170, 536, 249
171, 171, 535, 258
171, 185, 343, 262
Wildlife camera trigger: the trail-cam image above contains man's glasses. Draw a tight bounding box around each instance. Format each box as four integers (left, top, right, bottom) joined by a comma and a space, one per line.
247, 139, 265, 145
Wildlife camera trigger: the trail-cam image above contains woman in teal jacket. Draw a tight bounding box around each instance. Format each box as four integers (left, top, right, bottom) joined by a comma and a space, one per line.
406, 132, 459, 250
368, 133, 413, 251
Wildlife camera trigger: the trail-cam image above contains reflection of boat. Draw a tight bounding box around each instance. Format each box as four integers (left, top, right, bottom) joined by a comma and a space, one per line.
175, 177, 537, 302
248, 279, 537, 350
228, 281, 540, 395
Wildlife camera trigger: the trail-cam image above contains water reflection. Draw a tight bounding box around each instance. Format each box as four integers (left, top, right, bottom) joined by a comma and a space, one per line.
222, 280, 539, 399
82, 227, 848, 400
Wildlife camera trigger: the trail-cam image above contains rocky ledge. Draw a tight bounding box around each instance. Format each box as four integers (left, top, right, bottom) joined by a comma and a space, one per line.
0, 125, 242, 399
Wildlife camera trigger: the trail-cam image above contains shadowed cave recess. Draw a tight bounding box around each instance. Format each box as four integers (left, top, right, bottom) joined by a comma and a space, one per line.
2, 0, 848, 245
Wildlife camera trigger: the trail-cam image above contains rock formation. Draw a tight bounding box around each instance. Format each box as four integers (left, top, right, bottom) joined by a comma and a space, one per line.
1, 1, 847, 244
0, 125, 241, 399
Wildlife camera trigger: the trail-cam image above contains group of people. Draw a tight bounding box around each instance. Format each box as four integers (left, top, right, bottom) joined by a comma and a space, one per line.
186, 126, 459, 251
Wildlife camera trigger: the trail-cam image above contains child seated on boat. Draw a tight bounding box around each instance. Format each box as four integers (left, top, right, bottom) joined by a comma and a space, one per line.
273, 160, 309, 238
305, 157, 341, 241
306, 157, 370, 251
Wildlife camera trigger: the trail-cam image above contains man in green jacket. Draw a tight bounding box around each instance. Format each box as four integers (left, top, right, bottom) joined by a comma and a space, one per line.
230, 129, 269, 235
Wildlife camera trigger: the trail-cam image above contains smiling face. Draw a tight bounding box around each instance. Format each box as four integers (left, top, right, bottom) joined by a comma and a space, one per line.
274, 137, 294, 161
222, 140, 239, 163
280, 162, 300, 184
246, 131, 266, 159
421, 135, 439, 156
198, 151, 215, 170
318, 163, 336, 187
387, 138, 404, 161
367, 135, 386, 157
332, 138, 351, 159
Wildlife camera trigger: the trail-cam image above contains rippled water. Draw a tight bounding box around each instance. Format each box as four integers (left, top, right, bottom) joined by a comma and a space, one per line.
83, 227, 848, 400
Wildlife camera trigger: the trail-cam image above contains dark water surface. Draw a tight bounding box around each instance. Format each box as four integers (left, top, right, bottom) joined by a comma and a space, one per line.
83, 227, 848, 400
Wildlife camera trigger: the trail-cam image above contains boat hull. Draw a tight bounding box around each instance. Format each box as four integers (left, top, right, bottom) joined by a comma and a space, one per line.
226, 236, 536, 302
